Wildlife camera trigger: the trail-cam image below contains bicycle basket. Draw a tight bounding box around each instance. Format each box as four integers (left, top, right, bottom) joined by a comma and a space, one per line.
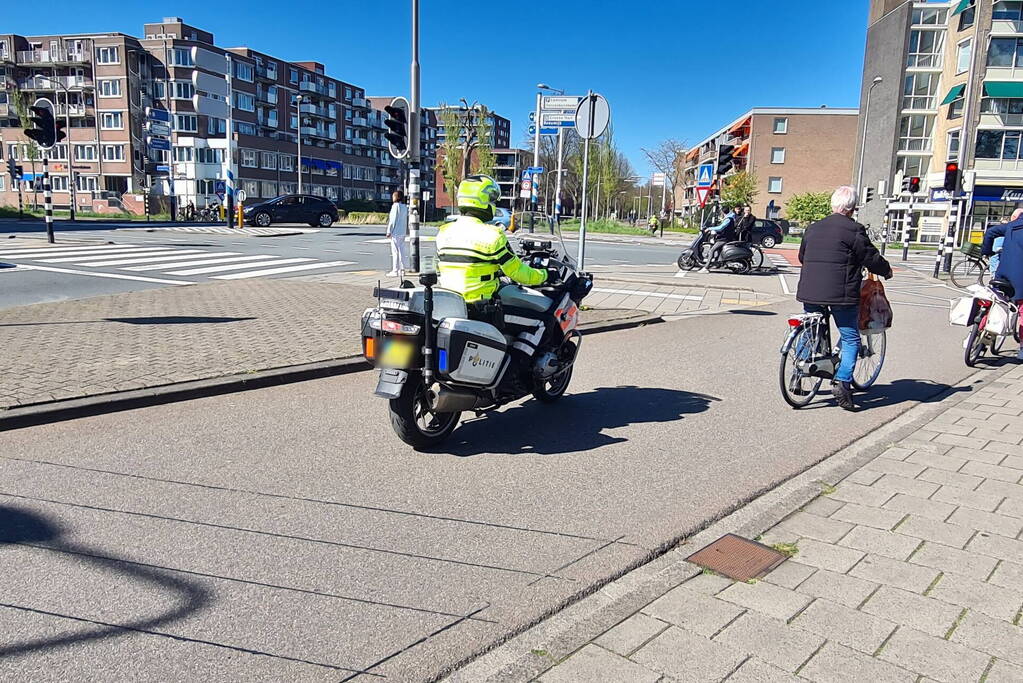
960, 242, 983, 258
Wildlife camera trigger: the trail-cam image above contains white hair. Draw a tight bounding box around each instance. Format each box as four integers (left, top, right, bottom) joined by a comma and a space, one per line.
831, 186, 858, 215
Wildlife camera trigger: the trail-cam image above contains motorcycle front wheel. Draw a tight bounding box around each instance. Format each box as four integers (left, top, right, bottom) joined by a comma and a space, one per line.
677, 252, 697, 270
533, 366, 573, 403
389, 372, 460, 449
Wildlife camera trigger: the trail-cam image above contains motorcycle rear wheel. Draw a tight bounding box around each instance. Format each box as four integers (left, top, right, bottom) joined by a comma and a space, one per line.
677, 253, 696, 270
533, 366, 573, 403
726, 259, 752, 275
389, 372, 460, 450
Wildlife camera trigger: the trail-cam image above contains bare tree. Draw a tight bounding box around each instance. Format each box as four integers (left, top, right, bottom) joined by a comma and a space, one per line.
642, 138, 688, 222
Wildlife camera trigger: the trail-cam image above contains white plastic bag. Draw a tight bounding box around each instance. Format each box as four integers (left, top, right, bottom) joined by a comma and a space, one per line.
988, 302, 1010, 336
949, 297, 974, 326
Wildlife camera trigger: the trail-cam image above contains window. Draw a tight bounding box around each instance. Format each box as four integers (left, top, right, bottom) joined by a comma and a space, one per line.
950, 98, 965, 119
956, 39, 972, 75
196, 148, 223, 164
267, 85, 278, 105
279, 155, 294, 171
243, 180, 259, 197
911, 8, 947, 25
241, 149, 258, 167
993, 1, 1023, 21
280, 182, 296, 194
768, 177, 783, 193
95, 46, 119, 64
290, 114, 298, 130
49, 175, 68, 191
172, 81, 194, 100
345, 86, 352, 100
174, 114, 198, 132
898, 114, 934, 151
234, 92, 255, 112
197, 179, 216, 195
207, 116, 226, 135
288, 67, 298, 84
100, 111, 123, 129
102, 144, 125, 161
902, 73, 939, 110
981, 97, 1023, 115
172, 146, 193, 162
959, 0, 976, 29
987, 38, 1023, 67
976, 129, 1023, 159
0, 176, 5, 192
947, 130, 961, 162
267, 110, 278, 128
47, 144, 68, 160
770, 147, 785, 164
167, 47, 192, 67
773, 117, 788, 134
235, 62, 253, 82
234, 121, 257, 136
907, 30, 945, 68
261, 151, 277, 169
261, 181, 277, 198
98, 79, 121, 97
266, 61, 277, 79
76, 176, 98, 192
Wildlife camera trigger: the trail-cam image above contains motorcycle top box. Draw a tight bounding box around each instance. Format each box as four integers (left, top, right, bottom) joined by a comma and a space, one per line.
437, 318, 507, 385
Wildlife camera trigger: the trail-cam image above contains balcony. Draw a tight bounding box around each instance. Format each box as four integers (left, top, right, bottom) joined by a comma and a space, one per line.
300, 102, 331, 118
352, 135, 369, 145
16, 48, 89, 65
379, 174, 395, 184
352, 97, 367, 108
256, 90, 277, 105
299, 80, 331, 97
352, 116, 369, 127
991, 19, 1023, 36
301, 126, 332, 140
18, 75, 90, 90
53, 103, 87, 117
254, 64, 277, 81
379, 156, 395, 167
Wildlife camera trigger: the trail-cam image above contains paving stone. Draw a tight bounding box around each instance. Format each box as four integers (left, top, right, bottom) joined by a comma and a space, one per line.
839, 525, 922, 561
970, 427, 1023, 446
682, 571, 734, 596
895, 515, 975, 549
877, 446, 915, 462
796, 568, 878, 609
860, 586, 962, 637
986, 658, 1023, 682
930, 422, 976, 437
910, 541, 1000, 581
642, 584, 745, 637
539, 644, 660, 683
631, 626, 746, 681
929, 573, 1023, 622
917, 468, 984, 492
930, 483, 1002, 512
794, 539, 865, 573
594, 613, 669, 657
790, 598, 897, 654
763, 561, 816, 590
878, 626, 991, 683
906, 451, 969, 472
988, 442, 1023, 458
947, 506, 1023, 539
775, 512, 853, 544
969, 533, 1023, 566
830, 503, 905, 530
961, 461, 1023, 484
871, 474, 941, 499
802, 496, 845, 517
900, 440, 953, 455
718, 580, 813, 622
829, 483, 895, 508
995, 495, 1023, 520
934, 432, 988, 449
883, 493, 956, 522
863, 457, 926, 478
949, 610, 1023, 666
849, 554, 941, 594
977, 479, 1023, 502
1005, 455, 1023, 470
947, 446, 1014, 466
713, 611, 824, 672
798, 642, 916, 683
725, 657, 797, 682
989, 559, 1023, 590
843, 469, 884, 486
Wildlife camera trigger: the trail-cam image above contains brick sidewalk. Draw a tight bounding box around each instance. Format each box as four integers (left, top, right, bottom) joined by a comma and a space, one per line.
520, 363, 1023, 682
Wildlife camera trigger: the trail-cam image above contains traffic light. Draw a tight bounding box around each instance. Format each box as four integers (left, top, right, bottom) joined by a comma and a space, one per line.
5, 157, 20, 180
943, 162, 960, 192
24, 101, 57, 149
909, 176, 921, 194
863, 186, 875, 203
716, 144, 735, 175
384, 96, 410, 160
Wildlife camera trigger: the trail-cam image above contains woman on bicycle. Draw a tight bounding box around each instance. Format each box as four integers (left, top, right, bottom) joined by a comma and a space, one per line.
983, 209, 1023, 359
796, 186, 892, 411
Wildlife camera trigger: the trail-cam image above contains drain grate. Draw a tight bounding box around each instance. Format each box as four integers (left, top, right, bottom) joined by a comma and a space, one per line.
686, 533, 788, 582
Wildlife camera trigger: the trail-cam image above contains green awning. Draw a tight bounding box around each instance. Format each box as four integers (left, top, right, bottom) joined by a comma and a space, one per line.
952, 0, 972, 16
941, 84, 966, 105
984, 81, 1023, 98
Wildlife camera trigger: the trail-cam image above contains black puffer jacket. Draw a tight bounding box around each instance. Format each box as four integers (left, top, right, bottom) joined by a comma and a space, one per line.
796, 213, 892, 307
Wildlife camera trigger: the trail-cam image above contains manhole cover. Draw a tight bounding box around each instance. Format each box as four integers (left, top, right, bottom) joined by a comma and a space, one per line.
686, 533, 787, 582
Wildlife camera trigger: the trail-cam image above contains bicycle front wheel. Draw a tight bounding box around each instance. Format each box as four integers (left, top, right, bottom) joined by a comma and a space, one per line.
780, 327, 824, 408
852, 330, 886, 390
950, 258, 984, 289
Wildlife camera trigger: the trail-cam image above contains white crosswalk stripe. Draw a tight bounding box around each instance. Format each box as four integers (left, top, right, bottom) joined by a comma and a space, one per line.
211, 260, 358, 279
124, 255, 266, 271
40, 249, 184, 263
118, 226, 316, 236
166, 258, 314, 275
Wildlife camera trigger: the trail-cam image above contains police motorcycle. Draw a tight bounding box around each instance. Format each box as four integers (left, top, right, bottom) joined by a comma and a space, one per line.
676, 225, 754, 274
361, 217, 594, 449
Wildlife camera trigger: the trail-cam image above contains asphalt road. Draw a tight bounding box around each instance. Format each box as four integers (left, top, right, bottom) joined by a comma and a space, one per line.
0, 289, 989, 681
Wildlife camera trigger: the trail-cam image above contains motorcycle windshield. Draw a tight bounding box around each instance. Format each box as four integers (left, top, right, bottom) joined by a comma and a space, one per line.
512, 211, 575, 267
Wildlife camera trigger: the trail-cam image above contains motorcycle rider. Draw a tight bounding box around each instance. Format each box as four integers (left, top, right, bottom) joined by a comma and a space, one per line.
436, 175, 552, 356
699, 205, 738, 273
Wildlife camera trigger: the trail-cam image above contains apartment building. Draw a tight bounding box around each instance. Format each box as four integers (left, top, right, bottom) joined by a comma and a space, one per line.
428, 105, 512, 150
678, 107, 858, 222
432, 147, 530, 213
856, 0, 1023, 244
366, 96, 438, 210
0, 17, 433, 214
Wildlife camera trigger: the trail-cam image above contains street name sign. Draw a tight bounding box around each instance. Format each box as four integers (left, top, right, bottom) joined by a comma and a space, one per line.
540, 111, 575, 127
147, 121, 172, 137
147, 136, 171, 151
145, 107, 171, 123
542, 95, 581, 111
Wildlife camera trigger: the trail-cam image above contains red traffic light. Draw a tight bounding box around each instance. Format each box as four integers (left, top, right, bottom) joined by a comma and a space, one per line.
909, 176, 921, 193
945, 162, 959, 173
943, 163, 960, 192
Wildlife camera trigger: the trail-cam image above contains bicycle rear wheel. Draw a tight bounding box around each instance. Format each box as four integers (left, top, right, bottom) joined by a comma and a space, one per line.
750, 246, 765, 270
852, 330, 886, 390
780, 327, 823, 408
950, 258, 984, 289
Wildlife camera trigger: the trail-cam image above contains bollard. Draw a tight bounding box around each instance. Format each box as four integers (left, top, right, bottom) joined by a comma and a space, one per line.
236, 204, 244, 228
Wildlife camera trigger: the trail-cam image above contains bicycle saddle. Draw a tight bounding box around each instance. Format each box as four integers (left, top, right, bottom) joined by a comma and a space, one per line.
991, 277, 1016, 300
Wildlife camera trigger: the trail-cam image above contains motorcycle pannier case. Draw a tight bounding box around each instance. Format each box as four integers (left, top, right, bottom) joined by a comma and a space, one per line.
437, 318, 507, 385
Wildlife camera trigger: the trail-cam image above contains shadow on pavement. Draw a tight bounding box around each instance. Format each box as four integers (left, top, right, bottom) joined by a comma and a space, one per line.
802, 378, 972, 412
444, 385, 719, 457
104, 316, 257, 325
0, 504, 210, 658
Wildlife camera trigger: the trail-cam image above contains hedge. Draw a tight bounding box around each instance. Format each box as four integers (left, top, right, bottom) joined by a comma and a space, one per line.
345, 212, 389, 225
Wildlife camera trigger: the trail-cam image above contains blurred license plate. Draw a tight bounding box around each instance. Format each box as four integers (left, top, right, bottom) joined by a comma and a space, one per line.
381, 338, 415, 368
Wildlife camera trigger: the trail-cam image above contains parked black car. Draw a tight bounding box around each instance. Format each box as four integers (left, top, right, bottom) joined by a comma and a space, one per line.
751, 219, 785, 248
243, 194, 339, 227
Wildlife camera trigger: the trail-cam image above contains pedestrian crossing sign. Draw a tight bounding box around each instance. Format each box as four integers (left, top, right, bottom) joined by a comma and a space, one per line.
698, 163, 714, 187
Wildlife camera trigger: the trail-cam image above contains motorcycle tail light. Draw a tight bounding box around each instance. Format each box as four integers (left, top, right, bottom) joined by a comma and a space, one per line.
788, 318, 803, 327
376, 319, 421, 335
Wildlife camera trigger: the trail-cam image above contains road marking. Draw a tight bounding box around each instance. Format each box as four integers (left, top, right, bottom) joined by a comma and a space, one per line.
591, 287, 702, 301
779, 274, 791, 295
123, 254, 264, 271
211, 260, 356, 279
889, 300, 948, 309
73, 250, 210, 266
166, 257, 313, 275
14, 264, 191, 285
37, 249, 183, 263
674, 269, 687, 279
0, 245, 138, 258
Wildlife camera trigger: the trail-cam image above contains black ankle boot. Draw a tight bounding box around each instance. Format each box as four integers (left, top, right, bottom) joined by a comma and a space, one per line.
833, 381, 856, 411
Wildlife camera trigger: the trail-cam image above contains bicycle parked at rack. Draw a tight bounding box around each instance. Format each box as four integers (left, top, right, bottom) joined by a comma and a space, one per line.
779, 310, 887, 408
950, 242, 989, 289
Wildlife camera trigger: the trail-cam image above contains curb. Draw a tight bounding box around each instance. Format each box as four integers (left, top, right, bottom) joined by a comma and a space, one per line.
442, 363, 1007, 683
0, 311, 662, 432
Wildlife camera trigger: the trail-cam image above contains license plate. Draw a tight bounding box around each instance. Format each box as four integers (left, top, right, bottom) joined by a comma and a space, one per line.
380, 338, 415, 368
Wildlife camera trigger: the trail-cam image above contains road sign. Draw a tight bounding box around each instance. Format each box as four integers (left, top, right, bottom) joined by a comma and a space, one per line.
148, 121, 172, 137
539, 127, 558, 136
696, 186, 712, 208
146, 107, 172, 123
540, 111, 575, 127
147, 136, 170, 151
528, 112, 535, 122
155, 164, 170, 174
542, 95, 582, 111
215, 179, 226, 200
528, 124, 536, 136
652, 173, 666, 187
575, 93, 610, 140
236, 190, 247, 202
519, 171, 531, 199
697, 163, 714, 187
527, 166, 544, 174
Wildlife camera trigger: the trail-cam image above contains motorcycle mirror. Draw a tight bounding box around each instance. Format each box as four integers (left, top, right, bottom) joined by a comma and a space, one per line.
420, 255, 437, 276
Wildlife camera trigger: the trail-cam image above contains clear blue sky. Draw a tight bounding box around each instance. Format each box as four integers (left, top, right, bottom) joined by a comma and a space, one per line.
5, 1, 869, 176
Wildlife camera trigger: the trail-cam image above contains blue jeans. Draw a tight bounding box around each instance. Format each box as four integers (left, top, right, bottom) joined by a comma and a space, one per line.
804, 304, 860, 383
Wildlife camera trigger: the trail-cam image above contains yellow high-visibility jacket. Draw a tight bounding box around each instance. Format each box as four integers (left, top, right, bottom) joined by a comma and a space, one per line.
436, 215, 547, 302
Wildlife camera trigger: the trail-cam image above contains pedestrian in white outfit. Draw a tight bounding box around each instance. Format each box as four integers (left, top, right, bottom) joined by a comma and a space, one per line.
386, 191, 409, 277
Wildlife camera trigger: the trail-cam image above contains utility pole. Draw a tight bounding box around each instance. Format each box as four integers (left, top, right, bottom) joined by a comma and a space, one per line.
554, 127, 564, 222
296, 93, 304, 195
532, 90, 541, 211
408, 0, 422, 271
225, 53, 235, 228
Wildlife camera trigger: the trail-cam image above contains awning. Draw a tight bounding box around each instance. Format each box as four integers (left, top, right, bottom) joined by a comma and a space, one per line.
685, 148, 699, 162
951, 0, 972, 16
733, 141, 749, 157
301, 158, 328, 169
941, 84, 966, 105
325, 160, 342, 170
984, 81, 1023, 98
727, 116, 750, 137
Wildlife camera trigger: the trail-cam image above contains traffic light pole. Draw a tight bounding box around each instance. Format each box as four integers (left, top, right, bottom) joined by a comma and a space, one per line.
43, 156, 54, 243
903, 193, 914, 262
408, 0, 422, 273
934, 199, 958, 278
880, 197, 890, 256
941, 198, 960, 274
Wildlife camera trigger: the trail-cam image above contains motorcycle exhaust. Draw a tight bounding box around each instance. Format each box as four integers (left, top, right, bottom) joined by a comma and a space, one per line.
427, 385, 489, 413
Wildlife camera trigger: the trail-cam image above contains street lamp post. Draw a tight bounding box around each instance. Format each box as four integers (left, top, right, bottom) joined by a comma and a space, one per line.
294, 93, 304, 195
856, 76, 883, 207
537, 83, 565, 222
42, 76, 84, 222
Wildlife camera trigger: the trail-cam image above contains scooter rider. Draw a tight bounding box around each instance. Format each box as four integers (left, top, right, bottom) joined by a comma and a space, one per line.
699, 205, 738, 273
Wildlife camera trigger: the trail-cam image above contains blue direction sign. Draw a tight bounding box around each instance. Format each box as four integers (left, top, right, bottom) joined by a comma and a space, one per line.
148, 136, 170, 151
697, 163, 714, 187
146, 107, 171, 123
527, 166, 544, 174
540, 127, 558, 136
214, 179, 226, 200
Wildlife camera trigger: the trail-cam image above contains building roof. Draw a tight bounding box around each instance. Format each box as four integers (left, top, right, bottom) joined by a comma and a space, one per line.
688, 107, 860, 152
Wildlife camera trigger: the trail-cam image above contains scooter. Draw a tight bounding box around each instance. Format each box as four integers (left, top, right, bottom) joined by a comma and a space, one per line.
677, 227, 754, 274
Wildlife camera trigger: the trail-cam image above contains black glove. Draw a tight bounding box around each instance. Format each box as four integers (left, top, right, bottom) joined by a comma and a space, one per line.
545, 267, 561, 284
